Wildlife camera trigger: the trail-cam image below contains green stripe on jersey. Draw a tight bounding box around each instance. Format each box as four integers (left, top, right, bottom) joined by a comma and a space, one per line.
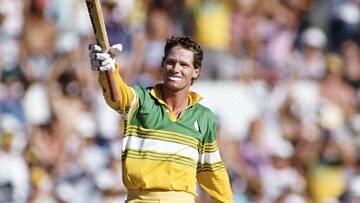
199, 141, 219, 153
197, 161, 226, 173
122, 149, 197, 168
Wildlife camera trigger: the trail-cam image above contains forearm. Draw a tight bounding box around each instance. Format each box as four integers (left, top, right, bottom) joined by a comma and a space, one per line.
98, 63, 134, 113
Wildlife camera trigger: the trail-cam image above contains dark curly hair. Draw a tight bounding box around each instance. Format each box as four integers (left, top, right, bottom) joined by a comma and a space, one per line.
162, 36, 203, 70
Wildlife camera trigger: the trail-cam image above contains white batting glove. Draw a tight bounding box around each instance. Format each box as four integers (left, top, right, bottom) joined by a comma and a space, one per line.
88, 44, 123, 71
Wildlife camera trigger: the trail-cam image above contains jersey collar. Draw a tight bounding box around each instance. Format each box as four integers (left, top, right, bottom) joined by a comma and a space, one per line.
150, 84, 203, 107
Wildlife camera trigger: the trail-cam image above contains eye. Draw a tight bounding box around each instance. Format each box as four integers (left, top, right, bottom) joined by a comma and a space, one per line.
180, 62, 190, 68
165, 59, 175, 66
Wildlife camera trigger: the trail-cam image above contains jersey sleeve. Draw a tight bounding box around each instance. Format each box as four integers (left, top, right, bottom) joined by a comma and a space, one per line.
196, 112, 233, 203
98, 63, 134, 114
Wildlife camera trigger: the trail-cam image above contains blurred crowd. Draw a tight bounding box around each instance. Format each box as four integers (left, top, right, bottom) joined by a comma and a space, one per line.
0, 0, 360, 202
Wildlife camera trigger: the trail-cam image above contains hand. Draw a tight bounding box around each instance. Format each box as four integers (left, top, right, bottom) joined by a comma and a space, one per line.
88, 44, 123, 71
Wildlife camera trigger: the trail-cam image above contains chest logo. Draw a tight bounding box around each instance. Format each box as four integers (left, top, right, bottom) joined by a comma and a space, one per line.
194, 120, 201, 133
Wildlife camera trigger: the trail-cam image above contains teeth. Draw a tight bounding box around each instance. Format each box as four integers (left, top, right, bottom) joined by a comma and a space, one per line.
168, 76, 181, 81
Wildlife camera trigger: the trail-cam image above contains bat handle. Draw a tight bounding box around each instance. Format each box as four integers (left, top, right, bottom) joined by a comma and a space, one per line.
105, 70, 119, 102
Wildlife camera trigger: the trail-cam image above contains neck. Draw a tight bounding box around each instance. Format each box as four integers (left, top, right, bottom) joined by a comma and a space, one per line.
160, 85, 189, 116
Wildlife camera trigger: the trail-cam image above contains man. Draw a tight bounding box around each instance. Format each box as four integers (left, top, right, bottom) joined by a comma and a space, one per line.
89, 36, 233, 202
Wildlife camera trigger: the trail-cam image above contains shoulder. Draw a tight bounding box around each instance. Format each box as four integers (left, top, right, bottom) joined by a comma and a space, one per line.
132, 85, 150, 92
132, 85, 153, 96
194, 103, 213, 113
193, 103, 217, 123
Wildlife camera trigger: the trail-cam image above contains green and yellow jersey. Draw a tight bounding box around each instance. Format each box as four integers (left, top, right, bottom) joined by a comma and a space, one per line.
98, 65, 233, 203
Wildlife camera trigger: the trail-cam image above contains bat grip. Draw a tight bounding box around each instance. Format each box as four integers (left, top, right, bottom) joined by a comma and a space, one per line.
105, 70, 119, 102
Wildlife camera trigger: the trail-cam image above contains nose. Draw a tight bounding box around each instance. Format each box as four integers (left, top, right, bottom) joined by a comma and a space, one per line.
172, 62, 182, 72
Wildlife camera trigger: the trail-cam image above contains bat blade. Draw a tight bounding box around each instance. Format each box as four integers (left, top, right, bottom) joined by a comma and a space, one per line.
85, 0, 119, 102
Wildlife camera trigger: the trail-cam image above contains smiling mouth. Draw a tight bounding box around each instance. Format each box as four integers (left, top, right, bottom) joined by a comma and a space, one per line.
168, 76, 182, 81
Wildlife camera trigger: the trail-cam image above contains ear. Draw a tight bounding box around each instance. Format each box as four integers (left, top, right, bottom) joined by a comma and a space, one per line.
192, 68, 200, 80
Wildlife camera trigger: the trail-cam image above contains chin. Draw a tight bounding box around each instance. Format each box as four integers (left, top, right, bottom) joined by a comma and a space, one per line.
164, 82, 182, 91
165, 83, 179, 89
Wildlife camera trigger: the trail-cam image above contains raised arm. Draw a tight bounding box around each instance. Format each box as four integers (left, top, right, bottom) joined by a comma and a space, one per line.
88, 44, 134, 114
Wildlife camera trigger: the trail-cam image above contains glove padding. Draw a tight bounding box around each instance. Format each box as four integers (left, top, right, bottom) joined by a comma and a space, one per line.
88, 44, 123, 71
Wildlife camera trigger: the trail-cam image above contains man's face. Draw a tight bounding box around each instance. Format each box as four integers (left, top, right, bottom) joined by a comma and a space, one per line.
162, 46, 200, 91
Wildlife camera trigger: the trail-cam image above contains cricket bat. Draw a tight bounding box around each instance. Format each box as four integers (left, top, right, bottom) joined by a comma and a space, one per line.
85, 0, 119, 102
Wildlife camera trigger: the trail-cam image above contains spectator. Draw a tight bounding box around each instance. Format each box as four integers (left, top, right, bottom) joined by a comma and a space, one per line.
133, 0, 174, 87
0, 130, 30, 203
192, 0, 233, 80
237, 117, 273, 201
293, 26, 328, 80
261, 138, 306, 202
19, 0, 57, 83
